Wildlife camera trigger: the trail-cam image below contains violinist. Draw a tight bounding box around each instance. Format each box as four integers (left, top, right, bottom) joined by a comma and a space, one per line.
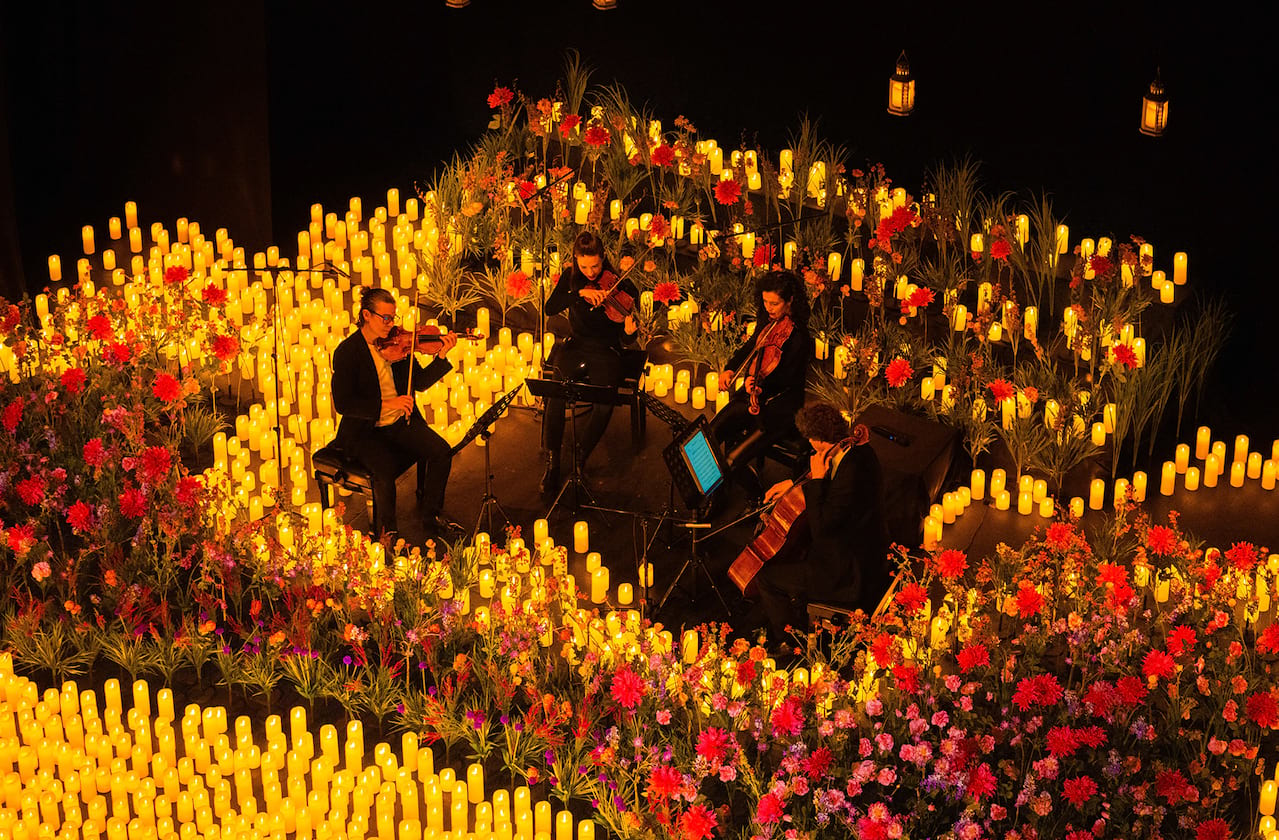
751, 402, 890, 638
539, 231, 639, 497
331, 287, 458, 538
708, 270, 812, 507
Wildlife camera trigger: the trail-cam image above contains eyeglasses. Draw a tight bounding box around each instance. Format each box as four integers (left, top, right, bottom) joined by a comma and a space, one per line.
370, 311, 396, 324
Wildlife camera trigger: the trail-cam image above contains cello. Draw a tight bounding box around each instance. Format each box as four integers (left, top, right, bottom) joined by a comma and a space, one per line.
727, 436, 853, 598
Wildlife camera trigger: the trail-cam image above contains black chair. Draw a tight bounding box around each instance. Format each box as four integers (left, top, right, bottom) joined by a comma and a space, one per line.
312, 443, 425, 527
755, 428, 812, 475
540, 346, 650, 452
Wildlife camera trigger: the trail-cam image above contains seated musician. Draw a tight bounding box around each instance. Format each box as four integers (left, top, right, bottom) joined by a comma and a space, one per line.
539, 231, 639, 497
709, 270, 812, 507
331, 287, 458, 538
752, 401, 891, 638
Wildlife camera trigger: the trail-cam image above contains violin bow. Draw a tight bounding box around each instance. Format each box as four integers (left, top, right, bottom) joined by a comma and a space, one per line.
403, 280, 423, 423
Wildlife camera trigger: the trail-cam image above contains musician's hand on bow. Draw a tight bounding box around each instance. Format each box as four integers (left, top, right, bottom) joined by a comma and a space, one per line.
387, 394, 415, 419
763, 479, 794, 505
719, 369, 734, 387
579, 287, 609, 306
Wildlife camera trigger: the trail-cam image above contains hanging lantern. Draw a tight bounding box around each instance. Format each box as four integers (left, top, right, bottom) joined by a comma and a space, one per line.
887, 51, 915, 116
445, 0, 469, 7
1139, 69, 1169, 137
593, 0, 618, 8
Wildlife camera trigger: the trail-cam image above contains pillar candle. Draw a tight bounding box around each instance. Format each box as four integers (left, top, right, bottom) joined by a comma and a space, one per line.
572, 521, 589, 554
1175, 444, 1190, 473
1088, 479, 1104, 510
1231, 461, 1246, 487
1185, 466, 1200, 491
1172, 251, 1188, 285
1038, 497, 1054, 518
970, 469, 985, 501
1205, 454, 1221, 487
1263, 460, 1277, 491
1018, 491, 1033, 515
1249, 451, 1264, 480
533, 519, 548, 546
1262, 780, 1277, 816
1132, 471, 1148, 501
1160, 461, 1176, 495
1196, 426, 1211, 460
995, 490, 1010, 511
1069, 497, 1085, 518
591, 567, 609, 604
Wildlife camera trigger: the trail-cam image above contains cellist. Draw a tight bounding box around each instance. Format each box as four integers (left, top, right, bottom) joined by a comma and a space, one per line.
708, 270, 812, 507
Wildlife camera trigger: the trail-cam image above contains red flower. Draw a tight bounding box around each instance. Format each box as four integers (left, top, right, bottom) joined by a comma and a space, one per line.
583, 125, 612, 148
202, 283, 227, 306
105, 341, 132, 364
15, 476, 45, 506
1082, 681, 1117, 717
1258, 624, 1279, 655
653, 282, 682, 305
1112, 343, 1138, 369
648, 215, 671, 240
2, 397, 24, 432
930, 549, 968, 580
677, 804, 717, 840
1225, 541, 1260, 572
140, 446, 173, 484
647, 765, 682, 799
1155, 768, 1195, 805
1166, 625, 1196, 657
989, 240, 1013, 262
1015, 582, 1044, 618
1046, 726, 1080, 758
804, 746, 832, 779
506, 271, 532, 299
1246, 690, 1279, 728
755, 792, 784, 825
1096, 562, 1127, 588
752, 243, 774, 268
0, 304, 19, 335
87, 314, 113, 340
517, 180, 537, 201
60, 367, 87, 395
118, 486, 146, 518
956, 642, 990, 673
83, 438, 108, 467
770, 696, 803, 736
152, 373, 182, 403
163, 265, 189, 285
558, 114, 581, 138
175, 476, 203, 509
1089, 255, 1113, 277
650, 144, 675, 167
714, 180, 741, 205
734, 658, 756, 685
1146, 524, 1178, 555
1061, 775, 1097, 807
211, 333, 240, 362
870, 632, 897, 667
1142, 649, 1176, 681
695, 727, 730, 764
1195, 818, 1233, 840
610, 667, 644, 709
893, 662, 919, 694
885, 357, 913, 388
894, 582, 927, 614
1012, 673, 1062, 711
905, 286, 935, 310
1116, 675, 1148, 706
988, 378, 1016, 403
7, 523, 36, 557
67, 500, 94, 533
486, 86, 514, 109
967, 763, 996, 800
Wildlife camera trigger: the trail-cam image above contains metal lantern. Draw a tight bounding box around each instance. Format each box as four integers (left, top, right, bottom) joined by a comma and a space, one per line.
593, 0, 618, 8
888, 51, 915, 116
445, 0, 469, 7
1139, 69, 1169, 137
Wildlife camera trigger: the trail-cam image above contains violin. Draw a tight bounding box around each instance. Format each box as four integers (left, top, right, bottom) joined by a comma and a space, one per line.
588, 270, 636, 323
375, 325, 483, 360
732, 315, 794, 415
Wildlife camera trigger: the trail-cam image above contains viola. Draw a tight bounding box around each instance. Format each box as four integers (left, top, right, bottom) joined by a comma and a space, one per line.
588, 270, 636, 323
733, 315, 793, 415
375, 325, 482, 360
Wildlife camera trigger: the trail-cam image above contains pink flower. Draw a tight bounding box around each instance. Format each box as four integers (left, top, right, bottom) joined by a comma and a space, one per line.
118, 486, 146, 518
31, 561, 52, 582
646, 765, 681, 798
956, 643, 989, 673
83, 438, 108, 467
87, 314, 113, 340
1246, 690, 1279, 728
695, 728, 730, 764
15, 476, 45, 506
1142, 649, 1176, 681
140, 446, 173, 484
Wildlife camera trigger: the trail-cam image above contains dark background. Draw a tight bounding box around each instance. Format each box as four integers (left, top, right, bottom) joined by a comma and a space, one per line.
2, 1, 1272, 434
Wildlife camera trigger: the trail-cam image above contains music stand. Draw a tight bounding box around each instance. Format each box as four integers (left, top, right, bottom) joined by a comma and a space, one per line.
524, 376, 631, 517
653, 416, 734, 618
451, 386, 524, 537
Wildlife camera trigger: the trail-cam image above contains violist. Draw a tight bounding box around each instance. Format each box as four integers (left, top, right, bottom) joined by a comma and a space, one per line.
539, 231, 640, 497
709, 270, 812, 506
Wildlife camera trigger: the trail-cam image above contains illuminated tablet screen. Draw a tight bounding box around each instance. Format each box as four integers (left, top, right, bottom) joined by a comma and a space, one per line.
680, 429, 724, 496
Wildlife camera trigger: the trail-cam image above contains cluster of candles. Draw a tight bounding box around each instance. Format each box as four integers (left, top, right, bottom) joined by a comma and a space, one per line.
0, 654, 605, 840
1159, 428, 1279, 495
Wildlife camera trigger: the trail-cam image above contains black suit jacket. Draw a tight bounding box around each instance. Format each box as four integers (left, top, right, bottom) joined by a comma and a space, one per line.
801, 441, 891, 607
331, 330, 453, 450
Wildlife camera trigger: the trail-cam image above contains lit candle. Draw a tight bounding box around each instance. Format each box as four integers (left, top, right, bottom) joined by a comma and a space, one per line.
1038, 497, 1054, 518
1018, 491, 1033, 515
573, 521, 589, 554
1069, 497, 1085, 518
1205, 454, 1221, 488
922, 516, 940, 550
970, 469, 985, 501
591, 567, 609, 604
48, 255, 62, 282
1160, 461, 1176, 495
989, 469, 1006, 498
1263, 460, 1277, 491
1172, 251, 1187, 285
850, 258, 864, 292
1195, 426, 1211, 460
1249, 452, 1263, 480
617, 584, 633, 606
1092, 422, 1106, 447
995, 490, 1010, 511
1089, 479, 1105, 510
1174, 444, 1190, 473
1262, 780, 1277, 816
1132, 471, 1148, 501
1231, 461, 1246, 488
681, 630, 698, 663
1184, 466, 1200, 491
533, 519, 549, 546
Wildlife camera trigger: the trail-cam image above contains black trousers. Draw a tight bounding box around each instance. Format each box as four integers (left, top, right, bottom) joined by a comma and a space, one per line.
543, 339, 622, 462
348, 412, 451, 534
708, 396, 795, 499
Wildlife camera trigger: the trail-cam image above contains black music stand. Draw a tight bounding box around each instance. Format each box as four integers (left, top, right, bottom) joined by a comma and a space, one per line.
524, 376, 631, 517
451, 386, 524, 537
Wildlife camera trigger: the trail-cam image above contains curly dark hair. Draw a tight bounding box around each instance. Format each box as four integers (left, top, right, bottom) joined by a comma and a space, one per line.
753, 269, 810, 331
795, 401, 850, 444
356, 286, 395, 327
572, 230, 605, 258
